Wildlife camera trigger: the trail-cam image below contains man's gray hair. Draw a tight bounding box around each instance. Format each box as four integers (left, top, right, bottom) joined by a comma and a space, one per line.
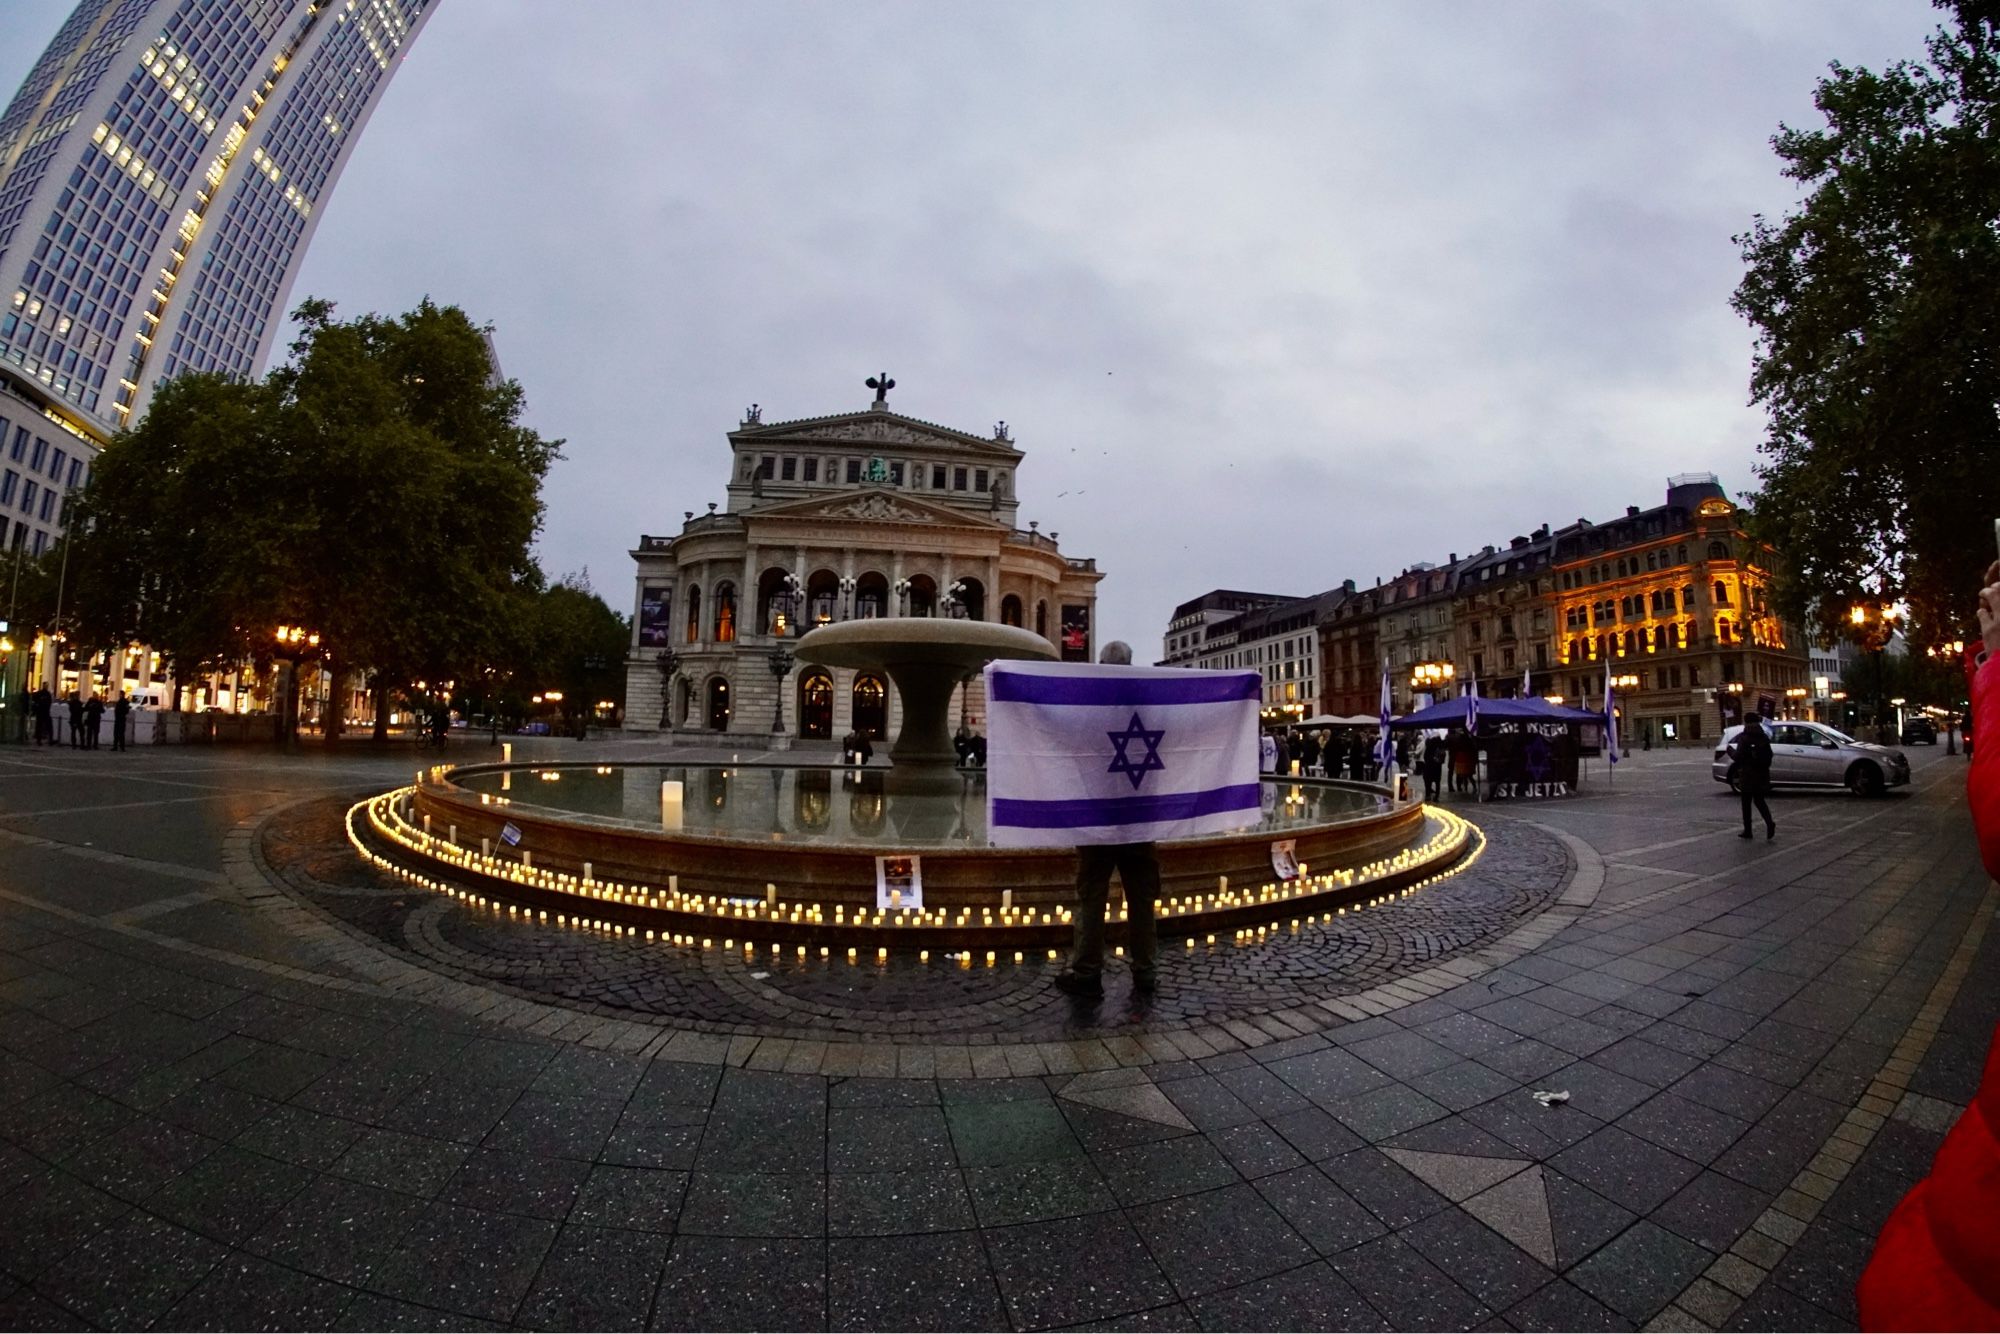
1099, 641, 1133, 665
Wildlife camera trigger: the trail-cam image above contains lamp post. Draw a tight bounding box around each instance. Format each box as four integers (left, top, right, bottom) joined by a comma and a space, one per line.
1927, 639, 1967, 754
1410, 660, 1454, 707
273, 623, 321, 749
654, 648, 680, 730
943, 580, 969, 620
767, 646, 793, 734
1849, 601, 1902, 742
892, 577, 912, 617
838, 575, 856, 621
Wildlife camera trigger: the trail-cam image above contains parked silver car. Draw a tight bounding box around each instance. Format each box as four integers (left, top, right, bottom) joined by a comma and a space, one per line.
1711, 721, 1910, 797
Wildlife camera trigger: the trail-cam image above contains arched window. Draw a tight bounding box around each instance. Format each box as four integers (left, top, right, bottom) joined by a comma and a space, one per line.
855, 571, 888, 619
807, 569, 840, 627
705, 676, 730, 730
1713, 580, 1731, 606
905, 574, 937, 617
1707, 540, 1730, 560
712, 582, 736, 643
950, 576, 985, 621
1000, 594, 1023, 627
685, 585, 701, 644
1717, 617, 1734, 644
758, 567, 794, 635
1677, 544, 1688, 564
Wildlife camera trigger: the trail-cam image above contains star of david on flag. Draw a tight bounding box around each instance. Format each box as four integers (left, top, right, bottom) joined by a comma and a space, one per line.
985, 661, 1262, 847
1106, 713, 1167, 789
1602, 663, 1620, 766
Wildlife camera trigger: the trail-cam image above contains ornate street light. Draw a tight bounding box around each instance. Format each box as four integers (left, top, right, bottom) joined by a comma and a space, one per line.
892, 577, 913, 616
838, 574, 857, 621
1410, 661, 1454, 690
767, 646, 794, 734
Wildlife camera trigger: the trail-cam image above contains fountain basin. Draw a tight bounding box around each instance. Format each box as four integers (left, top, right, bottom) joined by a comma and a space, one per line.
359, 761, 1478, 951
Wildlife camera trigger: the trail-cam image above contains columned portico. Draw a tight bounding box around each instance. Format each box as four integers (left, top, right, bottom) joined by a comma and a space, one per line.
625, 384, 1102, 737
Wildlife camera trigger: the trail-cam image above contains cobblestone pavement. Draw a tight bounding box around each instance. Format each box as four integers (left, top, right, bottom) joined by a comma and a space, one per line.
266, 795, 1563, 1041
0, 734, 1989, 1331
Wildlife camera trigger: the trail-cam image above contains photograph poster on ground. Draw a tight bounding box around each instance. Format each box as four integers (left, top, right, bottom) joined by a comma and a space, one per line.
876, 855, 923, 911
1270, 838, 1299, 881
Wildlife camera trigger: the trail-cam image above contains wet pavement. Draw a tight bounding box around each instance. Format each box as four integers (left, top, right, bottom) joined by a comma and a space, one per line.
0, 734, 1988, 1330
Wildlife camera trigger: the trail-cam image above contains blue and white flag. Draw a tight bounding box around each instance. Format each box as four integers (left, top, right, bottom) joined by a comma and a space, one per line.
1521, 665, 1533, 699
1465, 677, 1480, 733
1602, 664, 1620, 765
985, 662, 1262, 848
1374, 663, 1395, 771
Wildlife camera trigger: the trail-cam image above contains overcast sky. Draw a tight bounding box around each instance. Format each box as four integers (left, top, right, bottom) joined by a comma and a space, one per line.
1, 1, 1950, 654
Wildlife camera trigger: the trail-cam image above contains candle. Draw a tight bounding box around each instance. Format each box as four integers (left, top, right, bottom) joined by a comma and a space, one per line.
661, 780, 684, 831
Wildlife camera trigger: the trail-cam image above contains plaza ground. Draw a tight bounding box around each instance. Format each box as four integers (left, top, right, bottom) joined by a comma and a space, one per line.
0, 735, 1989, 1330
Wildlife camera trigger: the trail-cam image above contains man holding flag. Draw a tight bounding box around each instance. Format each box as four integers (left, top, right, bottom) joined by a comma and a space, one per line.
987, 641, 1262, 999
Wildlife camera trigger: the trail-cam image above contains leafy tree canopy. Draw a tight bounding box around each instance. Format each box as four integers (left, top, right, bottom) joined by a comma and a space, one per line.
65, 298, 563, 700
1734, 0, 2000, 645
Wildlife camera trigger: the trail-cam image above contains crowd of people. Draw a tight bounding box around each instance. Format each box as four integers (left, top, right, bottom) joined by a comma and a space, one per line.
1262, 724, 1493, 803
23, 686, 134, 751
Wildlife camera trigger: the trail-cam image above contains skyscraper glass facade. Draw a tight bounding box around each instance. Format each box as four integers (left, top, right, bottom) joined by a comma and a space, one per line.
0, 0, 435, 546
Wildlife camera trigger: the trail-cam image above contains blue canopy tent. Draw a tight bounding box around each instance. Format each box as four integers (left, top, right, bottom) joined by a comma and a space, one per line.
1392, 695, 1604, 799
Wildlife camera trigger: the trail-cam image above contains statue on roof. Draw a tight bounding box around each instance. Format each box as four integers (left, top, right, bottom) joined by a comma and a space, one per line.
866, 373, 895, 408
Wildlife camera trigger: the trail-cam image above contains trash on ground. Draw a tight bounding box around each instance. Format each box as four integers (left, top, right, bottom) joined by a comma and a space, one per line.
1531, 1089, 1571, 1107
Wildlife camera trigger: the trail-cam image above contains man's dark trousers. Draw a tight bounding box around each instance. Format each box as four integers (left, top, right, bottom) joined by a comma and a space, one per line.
1071, 842, 1160, 982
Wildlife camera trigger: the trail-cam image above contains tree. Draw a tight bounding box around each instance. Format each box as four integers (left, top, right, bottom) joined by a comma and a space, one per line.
526, 571, 631, 731
64, 298, 561, 736
1733, 0, 2000, 647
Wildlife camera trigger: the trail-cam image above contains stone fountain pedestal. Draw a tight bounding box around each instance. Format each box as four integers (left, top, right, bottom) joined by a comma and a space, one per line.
794, 619, 1056, 797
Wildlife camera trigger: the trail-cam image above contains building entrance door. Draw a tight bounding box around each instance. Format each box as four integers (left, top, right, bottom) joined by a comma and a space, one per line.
705, 677, 730, 731
800, 670, 833, 739
852, 674, 886, 739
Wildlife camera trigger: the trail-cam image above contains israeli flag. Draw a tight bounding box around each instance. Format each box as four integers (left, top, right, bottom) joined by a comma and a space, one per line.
985, 661, 1262, 848
1465, 677, 1480, 732
1373, 663, 1395, 770
1521, 665, 1533, 699
1602, 664, 1620, 765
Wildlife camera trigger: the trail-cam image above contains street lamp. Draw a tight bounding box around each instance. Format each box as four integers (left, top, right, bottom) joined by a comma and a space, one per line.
272, 624, 322, 748
1927, 639, 1968, 753
767, 646, 794, 734
892, 577, 912, 616
1410, 661, 1454, 690
1850, 601, 1902, 741
838, 574, 856, 621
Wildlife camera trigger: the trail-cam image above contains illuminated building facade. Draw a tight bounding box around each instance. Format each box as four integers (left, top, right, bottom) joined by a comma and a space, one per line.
0, 0, 437, 478
1549, 475, 1805, 744
625, 385, 1102, 738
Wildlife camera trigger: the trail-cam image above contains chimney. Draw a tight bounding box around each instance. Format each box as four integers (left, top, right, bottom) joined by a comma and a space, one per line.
1448, 553, 1457, 564
1626, 505, 1640, 518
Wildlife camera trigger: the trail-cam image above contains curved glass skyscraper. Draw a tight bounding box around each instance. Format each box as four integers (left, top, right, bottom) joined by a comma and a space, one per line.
0, 0, 436, 551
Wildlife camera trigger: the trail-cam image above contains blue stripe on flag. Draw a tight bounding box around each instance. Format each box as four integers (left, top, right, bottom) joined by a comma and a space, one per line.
988, 673, 1261, 706
991, 783, 1263, 830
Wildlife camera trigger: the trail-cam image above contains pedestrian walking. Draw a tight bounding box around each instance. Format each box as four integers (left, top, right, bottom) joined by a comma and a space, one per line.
1730, 713, 1777, 839
1420, 734, 1445, 801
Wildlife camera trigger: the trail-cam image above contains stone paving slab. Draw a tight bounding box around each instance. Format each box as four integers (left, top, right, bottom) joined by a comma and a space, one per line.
0, 741, 1987, 1329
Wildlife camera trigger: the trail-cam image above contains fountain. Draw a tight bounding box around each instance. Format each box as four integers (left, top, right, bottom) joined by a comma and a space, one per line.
355, 617, 1478, 953
791, 617, 1054, 788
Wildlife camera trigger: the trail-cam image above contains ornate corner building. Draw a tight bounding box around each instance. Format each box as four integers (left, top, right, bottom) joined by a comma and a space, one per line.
0, 0, 438, 550
625, 384, 1103, 739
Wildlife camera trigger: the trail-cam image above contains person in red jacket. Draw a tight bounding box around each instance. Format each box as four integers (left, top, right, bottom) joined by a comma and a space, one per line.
1856, 560, 2000, 1331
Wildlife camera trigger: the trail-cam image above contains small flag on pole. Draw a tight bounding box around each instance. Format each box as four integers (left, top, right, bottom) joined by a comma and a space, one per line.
1374, 663, 1395, 771
1465, 677, 1480, 733
1602, 664, 1620, 765
1521, 664, 1533, 699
